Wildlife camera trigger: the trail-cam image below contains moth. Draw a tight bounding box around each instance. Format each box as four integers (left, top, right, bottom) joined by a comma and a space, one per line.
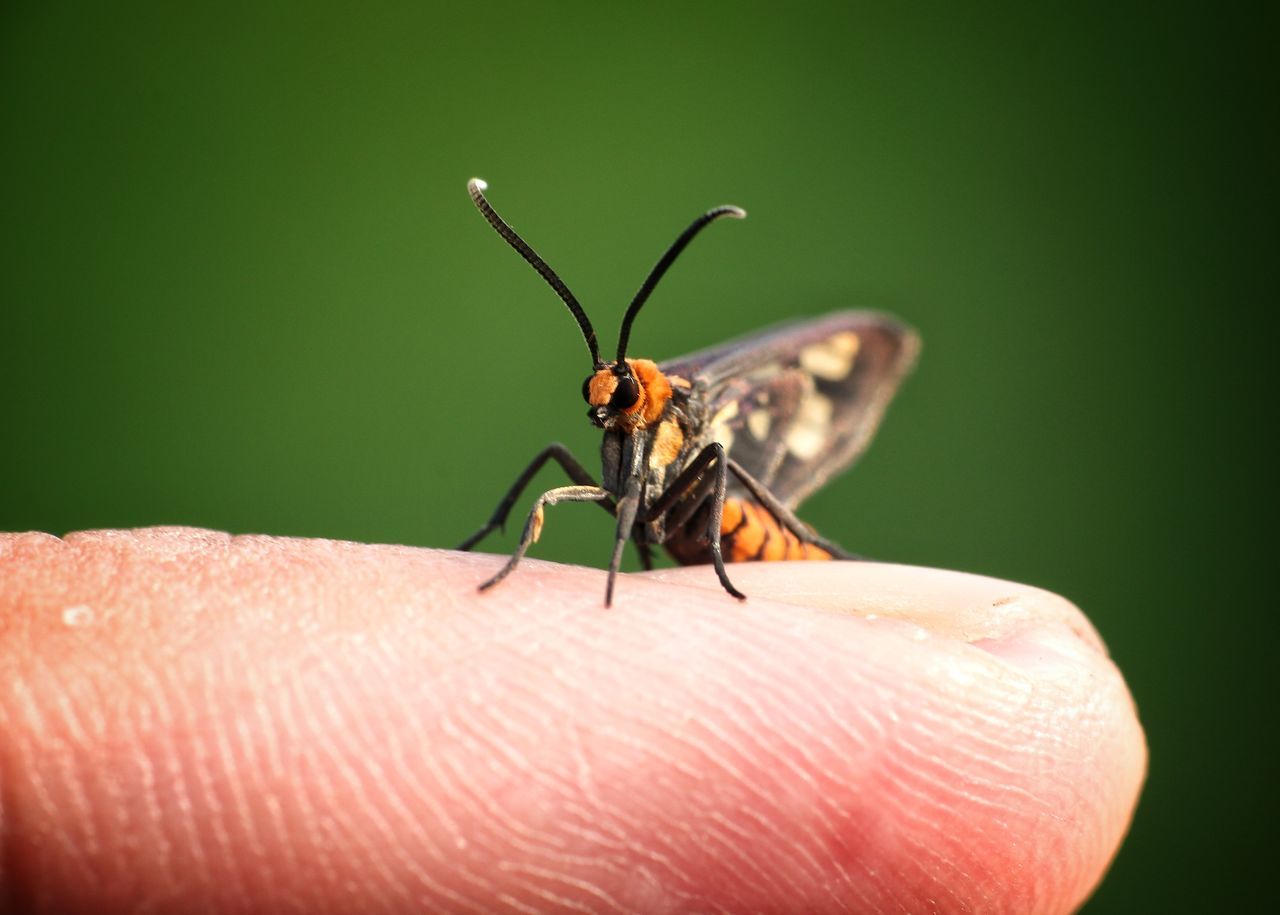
457, 178, 919, 606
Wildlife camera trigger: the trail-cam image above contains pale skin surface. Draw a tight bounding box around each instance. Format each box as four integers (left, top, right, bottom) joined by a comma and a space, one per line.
0, 528, 1146, 914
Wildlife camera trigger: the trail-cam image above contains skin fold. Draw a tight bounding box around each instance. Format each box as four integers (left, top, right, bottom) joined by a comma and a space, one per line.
0, 528, 1146, 914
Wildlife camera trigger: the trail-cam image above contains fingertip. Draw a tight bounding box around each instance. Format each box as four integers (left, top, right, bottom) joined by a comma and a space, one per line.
1, 532, 1145, 914
637, 559, 1147, 911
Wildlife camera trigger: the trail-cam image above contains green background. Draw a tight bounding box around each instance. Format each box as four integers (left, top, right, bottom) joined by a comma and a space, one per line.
2, 2, 1269, 910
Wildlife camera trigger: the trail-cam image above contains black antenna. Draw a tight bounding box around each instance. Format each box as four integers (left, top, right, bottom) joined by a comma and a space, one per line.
467, 178, 602, 366
615, 205, 746, 364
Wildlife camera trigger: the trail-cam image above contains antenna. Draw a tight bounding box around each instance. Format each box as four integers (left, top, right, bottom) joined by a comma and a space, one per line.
615, 205, 745, 363
467, 178, 602, 366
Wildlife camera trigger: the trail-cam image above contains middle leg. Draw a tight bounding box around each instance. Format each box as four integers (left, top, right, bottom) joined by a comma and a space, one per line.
644, 442, 746, 600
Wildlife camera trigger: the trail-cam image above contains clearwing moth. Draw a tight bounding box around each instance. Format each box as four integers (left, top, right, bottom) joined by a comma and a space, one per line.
457, 178, 919, 606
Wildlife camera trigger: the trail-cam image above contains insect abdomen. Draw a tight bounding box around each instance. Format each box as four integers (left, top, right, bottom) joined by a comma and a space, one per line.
666, 497, 833, 565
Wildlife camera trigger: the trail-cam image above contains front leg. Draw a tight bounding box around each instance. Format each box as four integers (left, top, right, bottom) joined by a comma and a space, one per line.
458, 443, 614, 551
479, 485, 612, 591
604, 480, 643, 608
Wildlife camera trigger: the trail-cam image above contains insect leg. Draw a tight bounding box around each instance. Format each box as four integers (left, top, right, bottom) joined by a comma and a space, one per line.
604, 483, 643, 607
704, 445, 748, 599
662, 470, 718, 533
727, 458, 857, 559
479, 485, 612, 591
458, 443, 615, 551
644, 443, 746, 601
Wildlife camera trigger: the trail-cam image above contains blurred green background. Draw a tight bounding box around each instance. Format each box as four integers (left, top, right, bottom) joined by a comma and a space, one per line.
2, 2, 1268, 910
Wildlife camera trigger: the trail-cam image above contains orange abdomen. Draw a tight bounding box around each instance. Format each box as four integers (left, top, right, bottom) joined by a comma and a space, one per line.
665, 497, 833, 565
719, 498, 832, 562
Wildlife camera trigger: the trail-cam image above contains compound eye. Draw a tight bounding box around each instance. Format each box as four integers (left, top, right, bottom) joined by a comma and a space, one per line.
581, 375, 594, 403
610, 374, 640, 410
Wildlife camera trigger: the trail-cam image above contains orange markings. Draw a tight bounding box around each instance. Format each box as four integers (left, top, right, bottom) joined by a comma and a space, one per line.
803, 543, 833, 560
649, 418, 685, 468
720, 499, 744, 534
728, 503, 767, 561
721, 497, 834, 562
761, 520, 788, 561
627, 359, 672, 425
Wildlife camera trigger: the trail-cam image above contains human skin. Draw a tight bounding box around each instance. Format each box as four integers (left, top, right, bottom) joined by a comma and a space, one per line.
0, 528, 1145, 914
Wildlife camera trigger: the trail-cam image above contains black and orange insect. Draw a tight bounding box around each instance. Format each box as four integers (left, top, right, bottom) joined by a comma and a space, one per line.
457, 178, 919, 606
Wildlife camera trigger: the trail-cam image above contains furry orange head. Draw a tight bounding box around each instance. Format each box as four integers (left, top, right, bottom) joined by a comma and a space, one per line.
583, 359, 673, 430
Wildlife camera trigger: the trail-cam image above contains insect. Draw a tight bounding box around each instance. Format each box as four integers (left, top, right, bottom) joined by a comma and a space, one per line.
457, 178, 919, 606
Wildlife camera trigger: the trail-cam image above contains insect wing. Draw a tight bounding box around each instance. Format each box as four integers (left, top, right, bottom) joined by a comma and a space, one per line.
661, 311, 919, 508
